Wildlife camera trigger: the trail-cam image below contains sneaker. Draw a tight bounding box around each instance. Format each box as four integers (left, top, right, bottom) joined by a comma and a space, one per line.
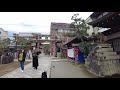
21, 70, 24, 72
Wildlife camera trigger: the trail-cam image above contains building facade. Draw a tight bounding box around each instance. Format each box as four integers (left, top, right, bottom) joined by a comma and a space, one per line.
18, 32, 50, 43
0, 28, 8, 41
85, 16, 100, 36
50, 22, 75, 56
18, 32, 51, 50
85, 16, 94, 36
88, 12, 120, 54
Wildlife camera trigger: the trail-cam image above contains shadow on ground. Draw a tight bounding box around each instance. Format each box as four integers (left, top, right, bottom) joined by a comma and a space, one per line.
0, 61, 31, 76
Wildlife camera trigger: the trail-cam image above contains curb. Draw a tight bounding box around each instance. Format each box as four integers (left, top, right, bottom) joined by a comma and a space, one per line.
14, 59, 32, 61
48, 57, 52, 78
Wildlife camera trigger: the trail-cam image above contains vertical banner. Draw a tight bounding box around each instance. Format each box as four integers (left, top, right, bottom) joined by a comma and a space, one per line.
67, 48, 74, 58
74, 47, 78, 61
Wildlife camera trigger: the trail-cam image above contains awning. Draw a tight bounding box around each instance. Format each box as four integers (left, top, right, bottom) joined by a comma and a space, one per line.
63, 37, 89, 47
88, 12, 117, 28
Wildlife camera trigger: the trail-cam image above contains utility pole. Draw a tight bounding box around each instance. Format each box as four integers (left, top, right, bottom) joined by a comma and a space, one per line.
13, 33, 18, 52
33, 33, 41, 51
55, 36, 58, 57
36, 34, 38, 49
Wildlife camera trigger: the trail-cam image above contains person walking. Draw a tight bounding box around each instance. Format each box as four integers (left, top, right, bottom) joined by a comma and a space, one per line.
32, 47, 39, 70
18, 49, 26, 72
22, 49, 26, 65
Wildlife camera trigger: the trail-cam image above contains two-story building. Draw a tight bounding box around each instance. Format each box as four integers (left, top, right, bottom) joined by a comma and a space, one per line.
18, 32, 51, 50
88, 12, 120, 54
50, 22, 75, 57
0, 28, 8, 41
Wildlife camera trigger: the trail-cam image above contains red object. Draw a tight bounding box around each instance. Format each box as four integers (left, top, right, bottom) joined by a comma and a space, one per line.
74, 47, 78, 60
74, 47, 78, 54
63, 49, 67, 58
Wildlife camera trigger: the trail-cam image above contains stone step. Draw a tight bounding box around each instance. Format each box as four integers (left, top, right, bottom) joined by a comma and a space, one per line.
97, 44, 111, 46
103, 52, 117, 56
96, 45, 111, 48
96, 48, 113, 52
95, 52, 117, 56
104, 55, 120, 60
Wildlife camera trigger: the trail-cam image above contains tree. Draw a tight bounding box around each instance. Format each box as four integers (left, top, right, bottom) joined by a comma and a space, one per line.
2, 38, 11, 46
43, 44, 50, 55
70, 13, 89, 40
13, 34, 32, 51
63, 32, 76, 37
0, 41, 4, 56
64, 13, 90, 56
18, 37, 31, 50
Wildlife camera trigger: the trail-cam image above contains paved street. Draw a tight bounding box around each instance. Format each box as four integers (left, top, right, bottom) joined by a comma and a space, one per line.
0, 53, 51, 78
50, 59, 96, 78
0, 54, 96, 78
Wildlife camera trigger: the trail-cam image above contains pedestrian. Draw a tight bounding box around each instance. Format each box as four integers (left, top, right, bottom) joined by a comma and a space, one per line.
18, 49, 26, 72
32, 47, 39, 70
50, 52, 51, 57
41, 71, 47, 78
48, 51, 51, 57
22, 49, 26, 65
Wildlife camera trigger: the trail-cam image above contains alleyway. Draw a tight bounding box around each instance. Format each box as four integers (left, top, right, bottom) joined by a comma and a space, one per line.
0, 53, 51, 78
50, 59, 96, 78
0, 53, 97, 78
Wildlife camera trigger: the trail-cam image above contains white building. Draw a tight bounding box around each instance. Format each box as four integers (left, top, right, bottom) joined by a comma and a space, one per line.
0, 28, 8, 40
86, 13, 109, 35
85, 16, 100, 35
18, 32, 50, 44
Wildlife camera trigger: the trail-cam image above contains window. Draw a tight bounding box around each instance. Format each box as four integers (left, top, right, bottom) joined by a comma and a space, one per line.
53, 30, 58, 34
39, 37, 42, 39
58, 29, 63, 32
45, 37, 48, 40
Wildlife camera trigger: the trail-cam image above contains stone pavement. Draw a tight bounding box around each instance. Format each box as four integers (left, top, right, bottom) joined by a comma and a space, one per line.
0, 53, 52, 78
50, 59, 96, 78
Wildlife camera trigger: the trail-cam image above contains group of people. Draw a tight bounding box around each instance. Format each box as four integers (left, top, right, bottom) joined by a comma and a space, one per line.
18, 47, 39, 72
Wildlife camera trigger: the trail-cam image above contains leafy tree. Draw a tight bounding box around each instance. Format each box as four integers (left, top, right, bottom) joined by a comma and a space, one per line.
0, 41, 4, 56
43, 44, 50, 55
70, 13, 89, 40
13, 34, 32, 51
63, 32, 76, 37
64, 13, 90, 56
2, 38, 11, 46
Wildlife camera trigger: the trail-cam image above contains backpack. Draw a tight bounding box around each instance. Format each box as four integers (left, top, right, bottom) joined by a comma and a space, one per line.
41, 71, 47, 78
18, 53, 23, 61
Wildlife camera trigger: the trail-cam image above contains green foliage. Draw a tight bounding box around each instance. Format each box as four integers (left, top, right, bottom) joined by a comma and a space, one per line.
2, 38, 11, 46
0, 41, 4, 56
43, 44, 50, 50
18, 37, 31, 50
63, 13, 90, 39
63, 32, 76, 37
79, 41, 91, 56
13, 34, 31, 50
68, 13, 90, 56
70, 13, 90, 39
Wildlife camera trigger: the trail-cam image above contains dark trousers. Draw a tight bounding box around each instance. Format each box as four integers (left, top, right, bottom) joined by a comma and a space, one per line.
33, 56, 38, 69
19, 60, 24, 70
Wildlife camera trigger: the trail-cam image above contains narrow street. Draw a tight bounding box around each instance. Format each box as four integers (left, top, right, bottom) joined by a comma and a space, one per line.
0, 53, 51, 78
0, 53, 97, 78
50, 59, 96, 78
0, 12, 119, 78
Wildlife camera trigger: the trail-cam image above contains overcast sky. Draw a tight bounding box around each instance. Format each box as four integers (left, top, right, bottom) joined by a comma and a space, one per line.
0, 12, 93, 34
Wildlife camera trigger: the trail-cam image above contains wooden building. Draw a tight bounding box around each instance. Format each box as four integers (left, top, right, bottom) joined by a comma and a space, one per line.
88, 12, 120, 54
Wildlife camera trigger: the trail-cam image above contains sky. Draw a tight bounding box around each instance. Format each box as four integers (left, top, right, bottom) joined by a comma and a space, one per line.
0, 12, 93, 35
